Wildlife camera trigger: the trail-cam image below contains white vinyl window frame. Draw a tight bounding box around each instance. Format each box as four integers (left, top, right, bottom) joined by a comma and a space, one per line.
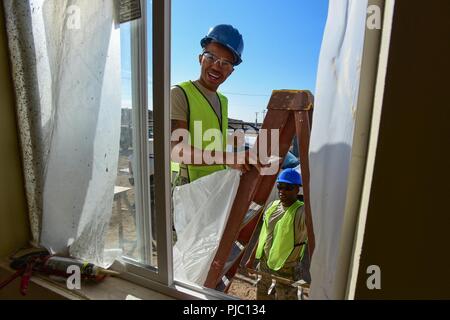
116, 0, 232, 300
344, 0, 395, 299
118, 0, 173, 286
127, 0, 153, 268
115, 0, 395, 300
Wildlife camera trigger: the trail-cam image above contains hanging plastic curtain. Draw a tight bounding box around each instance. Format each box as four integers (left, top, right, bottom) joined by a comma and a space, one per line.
3, 0, 122, 267
309, 0, 368, 299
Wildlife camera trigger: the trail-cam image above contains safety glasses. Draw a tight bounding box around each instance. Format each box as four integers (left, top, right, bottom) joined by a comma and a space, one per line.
276, 183, 296, 191
202, 51, 234, 70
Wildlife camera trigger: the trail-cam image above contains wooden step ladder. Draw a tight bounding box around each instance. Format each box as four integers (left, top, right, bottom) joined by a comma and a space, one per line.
203, 90, 315, 291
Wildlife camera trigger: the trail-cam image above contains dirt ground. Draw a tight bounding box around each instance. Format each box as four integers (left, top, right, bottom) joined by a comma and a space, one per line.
105, 151, 139, 259
228, 278, 257, 300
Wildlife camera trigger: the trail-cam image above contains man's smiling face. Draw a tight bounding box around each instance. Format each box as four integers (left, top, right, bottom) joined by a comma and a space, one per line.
198, 42, 235, 92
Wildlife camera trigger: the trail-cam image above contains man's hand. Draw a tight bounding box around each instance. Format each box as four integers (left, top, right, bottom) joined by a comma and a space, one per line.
236, 148, 283, 176
227, 162, 252, 173
227, 149, 260, 174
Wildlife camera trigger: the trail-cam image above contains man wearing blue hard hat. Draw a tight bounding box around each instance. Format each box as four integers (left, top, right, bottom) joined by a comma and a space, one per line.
255, 168, 309, 300
171, 24, 251, 185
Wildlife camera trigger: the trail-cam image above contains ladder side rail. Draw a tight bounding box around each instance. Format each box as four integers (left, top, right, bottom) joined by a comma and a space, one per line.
295, 110, 315, 258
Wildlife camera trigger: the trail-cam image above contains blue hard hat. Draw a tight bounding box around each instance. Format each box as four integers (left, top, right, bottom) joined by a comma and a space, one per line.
200, 24, 244, 66
277, 168, 302, 186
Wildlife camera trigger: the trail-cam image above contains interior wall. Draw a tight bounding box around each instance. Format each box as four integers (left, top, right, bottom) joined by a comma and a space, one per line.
2, 0, 450, 299
354, 0, 450, 299
0, 4, 30, 257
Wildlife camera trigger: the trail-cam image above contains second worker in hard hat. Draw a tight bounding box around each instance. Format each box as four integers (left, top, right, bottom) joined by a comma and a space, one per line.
255, 168, 309, 300
170, 24, 253, 186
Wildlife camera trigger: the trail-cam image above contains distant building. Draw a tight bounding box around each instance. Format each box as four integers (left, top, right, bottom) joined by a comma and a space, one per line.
228, 118, 262, 132
120, 108, 154, 150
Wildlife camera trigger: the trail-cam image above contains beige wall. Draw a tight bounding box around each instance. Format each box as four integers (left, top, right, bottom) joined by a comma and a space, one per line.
354, 0, 450, 299
0, 5, 30, 257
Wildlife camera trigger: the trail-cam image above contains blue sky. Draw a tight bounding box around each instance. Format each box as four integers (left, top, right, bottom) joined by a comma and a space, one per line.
121, 0, 329, 123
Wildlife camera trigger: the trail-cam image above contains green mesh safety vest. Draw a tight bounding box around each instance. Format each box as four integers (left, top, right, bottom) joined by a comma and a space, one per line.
256, 200, 304, 271
171, 81, 228, 182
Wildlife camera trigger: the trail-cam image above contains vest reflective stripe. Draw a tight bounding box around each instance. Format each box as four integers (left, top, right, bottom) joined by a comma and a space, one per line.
171, 81, 228, 182
171, 161, 180, 173
300, 238, 307, 261
256, 200, 304, 271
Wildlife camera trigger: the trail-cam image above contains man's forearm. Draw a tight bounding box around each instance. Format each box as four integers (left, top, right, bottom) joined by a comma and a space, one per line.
171, 141, 245, 166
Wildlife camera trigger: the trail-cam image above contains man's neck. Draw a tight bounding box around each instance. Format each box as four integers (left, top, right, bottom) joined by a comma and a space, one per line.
281, 199, 297, 208
196, 79, 217, 93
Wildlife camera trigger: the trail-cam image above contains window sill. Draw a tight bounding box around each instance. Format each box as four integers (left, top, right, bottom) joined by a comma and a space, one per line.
1, 258, 240, 300
0, 259, 173, 300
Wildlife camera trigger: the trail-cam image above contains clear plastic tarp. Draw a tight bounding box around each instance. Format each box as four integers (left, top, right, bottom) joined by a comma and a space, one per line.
173, 169, 241, 285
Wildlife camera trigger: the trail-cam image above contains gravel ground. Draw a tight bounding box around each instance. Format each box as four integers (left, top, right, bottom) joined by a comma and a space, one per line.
228, 278, 257, 300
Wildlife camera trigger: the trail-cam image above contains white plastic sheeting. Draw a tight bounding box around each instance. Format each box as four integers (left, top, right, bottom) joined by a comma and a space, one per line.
173, 169, 241, 286
309, 0, 368, 299
4, 0, 122, 267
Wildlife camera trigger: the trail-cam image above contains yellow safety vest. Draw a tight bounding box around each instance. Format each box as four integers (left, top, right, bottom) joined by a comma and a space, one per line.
256, 200, 304, 271
171, 81, 228, 182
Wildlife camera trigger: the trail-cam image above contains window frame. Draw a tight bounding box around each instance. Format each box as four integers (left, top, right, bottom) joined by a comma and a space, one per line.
116, 0, 232, 299
118, 0, 160, 282
129, 0, 153, 268
344, 0, 395, 299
